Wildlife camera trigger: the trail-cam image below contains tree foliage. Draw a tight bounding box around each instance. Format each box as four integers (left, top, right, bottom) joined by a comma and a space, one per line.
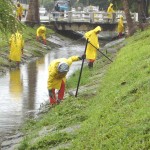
79, 0, 109, 9
76, 0, 150, 15
0, 0, 23, 35
112, 0, 149, 16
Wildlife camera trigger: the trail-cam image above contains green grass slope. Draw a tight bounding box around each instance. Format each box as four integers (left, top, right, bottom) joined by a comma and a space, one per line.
71, 29, 150, 149
18, 28, 150, 150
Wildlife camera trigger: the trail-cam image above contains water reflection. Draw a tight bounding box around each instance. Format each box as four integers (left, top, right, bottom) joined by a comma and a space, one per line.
23, 62, 37, 111
9, 69, 23, 101
0, 41, 86, 141
36, 57, 45, 66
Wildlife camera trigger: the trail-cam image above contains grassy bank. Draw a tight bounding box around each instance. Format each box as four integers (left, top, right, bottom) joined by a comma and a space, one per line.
71, 30, 150, 149
0, 25, 54, 73
17, 27, 150, 150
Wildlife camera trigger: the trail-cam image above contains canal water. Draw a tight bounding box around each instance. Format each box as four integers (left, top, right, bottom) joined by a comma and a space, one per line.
0, 37, 86, 143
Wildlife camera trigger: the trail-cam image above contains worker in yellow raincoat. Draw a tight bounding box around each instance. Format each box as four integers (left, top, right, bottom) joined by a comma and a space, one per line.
47, 55, 85, 105
107, 3, 115, 21
9, 31, 24, 67
84, 26, 101, 69
16, 2, 23, 21
36, 25, 47, 45
117, 15, 124, 38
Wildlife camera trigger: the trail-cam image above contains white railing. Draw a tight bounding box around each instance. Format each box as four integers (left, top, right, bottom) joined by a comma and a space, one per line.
49, 11, 138, 23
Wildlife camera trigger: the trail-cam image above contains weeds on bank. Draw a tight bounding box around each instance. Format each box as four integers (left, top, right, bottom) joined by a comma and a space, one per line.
0, 25, 53, 71
70, 28, 150, 149
18, 53, 110, 149
66, 56, 109, 89
18, 97, 92, 149
18, 27, 150, 149
0, 25, 54, 50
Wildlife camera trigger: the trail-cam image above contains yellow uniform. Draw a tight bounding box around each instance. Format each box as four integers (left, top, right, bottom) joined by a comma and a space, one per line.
47, 56, 79, 90
36, 26, 46, 40
117, 16, 124, 35
36, 25, 46, 44
16, 3, 23, 20
84, 26, 101, 61
9, 31, 24, 62
107, 3, 115, 19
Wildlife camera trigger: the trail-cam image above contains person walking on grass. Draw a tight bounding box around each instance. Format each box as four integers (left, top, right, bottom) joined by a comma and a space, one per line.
9, 30, 24, 67
36, 25, 47, 45
84, 26, 102, 69
47, 55, 85, 105
117, 15, 124, 38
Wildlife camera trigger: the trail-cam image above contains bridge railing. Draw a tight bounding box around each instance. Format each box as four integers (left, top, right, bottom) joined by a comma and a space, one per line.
49, 11, 138, 23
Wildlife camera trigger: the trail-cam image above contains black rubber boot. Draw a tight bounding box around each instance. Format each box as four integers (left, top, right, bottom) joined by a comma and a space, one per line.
88, 62, 93, 69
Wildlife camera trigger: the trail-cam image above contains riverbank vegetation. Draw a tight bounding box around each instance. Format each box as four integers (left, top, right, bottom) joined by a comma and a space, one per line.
0, 25, 54, 74
17, 27, 150, 149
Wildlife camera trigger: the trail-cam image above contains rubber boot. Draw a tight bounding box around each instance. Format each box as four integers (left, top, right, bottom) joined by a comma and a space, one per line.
43, 39, 46, 45
88, 62, 93, 69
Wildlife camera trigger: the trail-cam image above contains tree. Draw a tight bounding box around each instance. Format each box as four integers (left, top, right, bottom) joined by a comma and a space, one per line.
0, 0, 23, 35
122, 0, 136, 36
26, 0, 40, 25
144, 0, 150, 17
137, 0, 145, 31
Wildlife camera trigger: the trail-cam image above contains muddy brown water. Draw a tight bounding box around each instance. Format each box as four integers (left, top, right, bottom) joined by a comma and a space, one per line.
0, 38, 87, 143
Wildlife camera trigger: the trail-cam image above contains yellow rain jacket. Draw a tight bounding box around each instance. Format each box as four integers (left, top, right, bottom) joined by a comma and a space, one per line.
36, 26, 46, 40
117, 16, 124, 33
9, 31, 24, 62
47, 56, 80, 90
84, 26, 101, 60
107, 3, 115, 19
16, 3, 23, 17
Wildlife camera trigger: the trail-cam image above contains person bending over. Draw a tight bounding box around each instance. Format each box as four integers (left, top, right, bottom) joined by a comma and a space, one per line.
36, 25, 47, 45
47, 55, 85, 105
